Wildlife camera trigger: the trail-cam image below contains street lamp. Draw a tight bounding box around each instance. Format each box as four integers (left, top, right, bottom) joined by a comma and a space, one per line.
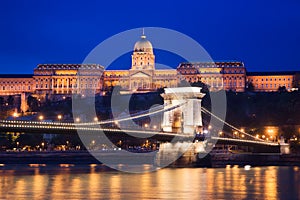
94, 117, 98, 122
16, 141, 19, 149
41, 142, 45, 150
57, 114, 62, 121
13, 112, 18, 120
38, 115, 44, 121
75, 117, 80, 123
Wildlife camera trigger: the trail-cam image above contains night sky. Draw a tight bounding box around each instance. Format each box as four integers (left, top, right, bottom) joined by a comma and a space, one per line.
0, 0, 300, 74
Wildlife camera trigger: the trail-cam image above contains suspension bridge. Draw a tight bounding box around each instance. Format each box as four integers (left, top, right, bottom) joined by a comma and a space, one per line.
0, 87, 281, 154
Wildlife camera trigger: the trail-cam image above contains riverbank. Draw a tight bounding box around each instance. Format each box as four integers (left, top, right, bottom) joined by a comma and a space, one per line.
1, 151, 300, 168
210, 153, 300, 167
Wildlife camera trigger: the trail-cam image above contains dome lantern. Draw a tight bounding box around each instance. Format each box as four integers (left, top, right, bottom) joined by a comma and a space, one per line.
134, 30, 153, 53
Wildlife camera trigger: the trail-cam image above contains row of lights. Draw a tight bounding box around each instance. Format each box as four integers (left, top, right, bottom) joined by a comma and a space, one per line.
207, 124, 277, 144
212, 137, 279, 146
0, 122, 191, 139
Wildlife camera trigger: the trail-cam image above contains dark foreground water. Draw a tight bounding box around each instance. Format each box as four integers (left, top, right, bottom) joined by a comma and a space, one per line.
0, 165, 300, 200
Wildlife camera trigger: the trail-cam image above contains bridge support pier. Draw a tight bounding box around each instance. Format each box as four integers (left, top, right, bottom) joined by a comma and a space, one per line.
155, 141, 211, 167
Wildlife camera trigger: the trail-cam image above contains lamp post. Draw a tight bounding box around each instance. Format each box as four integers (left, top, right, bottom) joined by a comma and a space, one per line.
57, 114, 62, 122
38, 115, 44, 121
13, 112, 18, 120
75, 117, 80, 123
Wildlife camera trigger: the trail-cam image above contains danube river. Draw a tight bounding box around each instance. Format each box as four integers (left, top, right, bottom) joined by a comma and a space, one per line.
0, 166, 299, 199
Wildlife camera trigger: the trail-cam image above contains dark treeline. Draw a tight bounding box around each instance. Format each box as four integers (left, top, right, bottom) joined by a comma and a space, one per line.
225, 91, 300, 127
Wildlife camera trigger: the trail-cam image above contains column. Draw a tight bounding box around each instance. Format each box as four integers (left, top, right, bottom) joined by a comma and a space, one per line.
67, 78, 69, 93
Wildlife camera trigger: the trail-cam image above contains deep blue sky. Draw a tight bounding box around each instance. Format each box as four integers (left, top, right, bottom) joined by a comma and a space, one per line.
0, 0, 300, 73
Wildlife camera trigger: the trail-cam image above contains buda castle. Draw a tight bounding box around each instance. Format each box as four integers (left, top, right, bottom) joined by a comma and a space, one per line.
0, 33, 299, 101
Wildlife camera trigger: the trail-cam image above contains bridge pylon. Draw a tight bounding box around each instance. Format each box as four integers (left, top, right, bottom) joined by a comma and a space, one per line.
160, 87, 205, 135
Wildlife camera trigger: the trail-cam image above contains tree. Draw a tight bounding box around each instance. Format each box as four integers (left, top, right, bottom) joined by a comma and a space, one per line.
246, 81, 255, 92
0, 97, 4, 106
27, 95, 39, 112
7, 95, 14, 106
278, 86, 287, 93
191, 81, 210, 93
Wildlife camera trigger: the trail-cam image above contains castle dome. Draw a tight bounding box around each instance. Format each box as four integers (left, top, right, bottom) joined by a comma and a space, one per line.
134, 33, 153, 53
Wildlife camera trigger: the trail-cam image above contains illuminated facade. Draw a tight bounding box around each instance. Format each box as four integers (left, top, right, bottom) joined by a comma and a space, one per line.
177, 61, 246, 92
246, 72, 299, 92
0, 33, 299, 100
102, 33, 177, 91
33, 64, 103, 96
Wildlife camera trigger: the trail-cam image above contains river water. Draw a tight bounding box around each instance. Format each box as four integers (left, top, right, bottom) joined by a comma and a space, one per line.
0, 165, 299, 200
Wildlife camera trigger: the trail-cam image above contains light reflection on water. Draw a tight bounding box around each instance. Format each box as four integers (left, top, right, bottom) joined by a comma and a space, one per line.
0, 166, 300, 199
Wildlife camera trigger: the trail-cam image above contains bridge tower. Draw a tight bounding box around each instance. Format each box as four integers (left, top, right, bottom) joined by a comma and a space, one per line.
160, 87, 205, 135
